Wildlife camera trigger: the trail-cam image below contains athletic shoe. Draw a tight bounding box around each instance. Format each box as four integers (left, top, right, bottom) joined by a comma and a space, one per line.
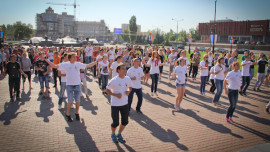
136, 110, 143, 114
184, 93, 187, 97
111, 134, 118, 143
75, 113, 80, 121
257, 88, 261, 92
253, 88, 256, 91
66, 115, 73, 122
10, 98, 14, 102
71, 104, 74, 109
239, 91, 243, 96
213, 102, 217, 106
116, 133, 126, 143
151, 92, 154, 96
225, 116, 231, 123
243, 92, 247, 96
58, 104, 62, 110
16, 96, 20, 101
266, 108, 269, 113
154, 92, 158, 96
229, 117, 234, 123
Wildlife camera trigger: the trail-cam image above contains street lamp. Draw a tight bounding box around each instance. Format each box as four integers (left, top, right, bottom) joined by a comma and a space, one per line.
212, 0, 217, 54
172, 18, 183, 43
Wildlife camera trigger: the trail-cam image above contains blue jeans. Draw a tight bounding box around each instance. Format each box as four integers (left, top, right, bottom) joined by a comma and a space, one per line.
212, 79, 224, 103
249, 68, 254, 81
39, 75, 49, 88
85, 56, 92, 64
58, 82, 66, 106
101, 74, 109, 90
66, 85, 81, 102
150, 73, 159, 93
128, 88, 143, 111
200, 76, 208, 94
226, 89, 239, 118
241, 76, 250, 93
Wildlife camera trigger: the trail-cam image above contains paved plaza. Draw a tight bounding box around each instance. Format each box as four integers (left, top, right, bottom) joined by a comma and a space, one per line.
0, 65, 269, 152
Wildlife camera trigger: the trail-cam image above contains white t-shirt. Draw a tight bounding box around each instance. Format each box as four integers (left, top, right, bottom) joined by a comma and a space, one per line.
147, 58, 161, 74
208, 56, 213, 66
200, 60, 209, 76
174, 65, 187, 84
110, 61, 123, 78
209, 66, 215, 79
108, 50, 115, 60
48, 52, 54, 60
99, 61, 109, 75
225, 71, 242, 90
178, 57, 189, 73
168, 54, 176, 65
241, 61, 252, 76
106, 76, 132, 106
214, 64, 225, 80
127, 67, 144, 89
2, 53, 6, 62
85, 46, 93, 56
58, 62, 87, 85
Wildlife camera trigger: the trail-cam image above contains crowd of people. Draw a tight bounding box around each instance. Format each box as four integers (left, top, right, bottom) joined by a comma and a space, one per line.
0, 42, 270, 143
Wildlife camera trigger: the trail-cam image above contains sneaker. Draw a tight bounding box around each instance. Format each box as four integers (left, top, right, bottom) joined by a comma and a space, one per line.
136, 110, 143, 114
71, 104, 74, 109
39, 91, 43, 95
184, 93, 187, 97
257, 88, 261, 92
225, 116, 231, 123
239, 91, 243, 96
116, 133, 126, 143
243, 92, 247, 96
151, 92, 154, 96
16, 96, 20, 101
66, 115, 73, 122
58, 104, 62, 110
45, 96, 50, 100
154, 92, 158, 96
253, 88, 256, 91
266, 108, 269, 113
229, 117, 234, 123
75, 113, 80, 121
111, 134, 118, 143
213, 102, 217, 106
42, 96, 46, 100
10, 98, 14, 102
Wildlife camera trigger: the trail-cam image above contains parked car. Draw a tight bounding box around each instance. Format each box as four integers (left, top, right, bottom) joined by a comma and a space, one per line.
176, 44, 185, 49
250, 41, 257, 45
256, 41, 264, 45
245, 41, 250, 44
237, 41, 244, 44
215, 48, 227, 53
197, 47, 206, 52
238, 49, 250, 54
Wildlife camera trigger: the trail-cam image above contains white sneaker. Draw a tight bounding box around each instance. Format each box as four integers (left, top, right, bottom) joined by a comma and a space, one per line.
71, 104, 74, 109
58, 104, 62, 110
155, 92, 158, 96
151, 92, 154, 96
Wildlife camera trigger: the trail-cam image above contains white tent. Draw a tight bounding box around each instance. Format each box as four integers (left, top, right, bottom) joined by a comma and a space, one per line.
56, 36, 77, 44
28, 37, 45, 44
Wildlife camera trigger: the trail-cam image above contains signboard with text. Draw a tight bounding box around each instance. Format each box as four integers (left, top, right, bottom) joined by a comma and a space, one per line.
114, 28, 122, 35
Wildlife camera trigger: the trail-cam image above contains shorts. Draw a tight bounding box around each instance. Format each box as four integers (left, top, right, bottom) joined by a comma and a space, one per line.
176, 82, 186, 87
143, 65, 150, 74
170, 65, 174, 72
39, 75, 49, 88
22, 71, 31, 82
159, 66, 164, 74
66, 85, 81, 102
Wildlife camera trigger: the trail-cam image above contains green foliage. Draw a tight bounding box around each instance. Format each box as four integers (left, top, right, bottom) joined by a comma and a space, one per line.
129, 15, 137, 43
121, 30, 130, 42
189, 26, 200, 40
1, 22, 33, 40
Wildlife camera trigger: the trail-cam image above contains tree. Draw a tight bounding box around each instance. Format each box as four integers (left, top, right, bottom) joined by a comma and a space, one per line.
121, 30, 130, 42
189, 26, 200, 41
178, 30, 188, 42
129, 15, 137, 43
13, 21, 33, 40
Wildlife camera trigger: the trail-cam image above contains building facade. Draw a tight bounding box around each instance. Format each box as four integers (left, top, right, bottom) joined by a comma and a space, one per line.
76, 20, 112, 41
199, 20, 270, 43
121, 24, 141, 33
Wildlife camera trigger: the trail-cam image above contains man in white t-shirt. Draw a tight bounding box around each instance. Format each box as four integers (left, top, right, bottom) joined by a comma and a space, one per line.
127, 58, 145, 114
105, 63, 132, 144
57, 53, 68, 109
85, 43, 93, 64
110, 55, 123, 79
45, 53, 97, 122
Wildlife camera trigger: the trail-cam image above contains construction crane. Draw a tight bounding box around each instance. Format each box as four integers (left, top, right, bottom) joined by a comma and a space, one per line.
46, 0, 79, 20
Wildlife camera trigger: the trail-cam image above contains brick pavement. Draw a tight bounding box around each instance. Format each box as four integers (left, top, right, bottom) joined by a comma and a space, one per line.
0, 65, 269, 152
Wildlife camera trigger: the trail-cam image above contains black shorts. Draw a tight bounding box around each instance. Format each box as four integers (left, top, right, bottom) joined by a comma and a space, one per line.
22, 71, 31, 82
111, 104, 129, 128
143, 65, 150, 74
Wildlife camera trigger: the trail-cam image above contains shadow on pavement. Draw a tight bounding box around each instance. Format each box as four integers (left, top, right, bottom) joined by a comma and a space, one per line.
35, 97, 54, 122
130, 113, 189, 151
59, 110, 99, 152
143, 92, 175, 109
115, 143, 136, 152
80, 96, 98, 115
174, 109, 243, 139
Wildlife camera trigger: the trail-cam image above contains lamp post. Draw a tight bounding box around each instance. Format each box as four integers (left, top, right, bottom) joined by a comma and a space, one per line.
172, 18, 183, 43
212, 0, 217, 55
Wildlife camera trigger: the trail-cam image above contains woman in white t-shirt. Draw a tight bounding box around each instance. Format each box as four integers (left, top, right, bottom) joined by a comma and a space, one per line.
207, 52, 214, 82
108, 47, 116, 66
99, 55, 110, 94
224, 62, 242, 123
173, 57, 188, 111
212, 56, 226, 106
199, 54, 209, 95
240, 55, 255, 96
146, 51, 164, 96
209, 63, 216, 94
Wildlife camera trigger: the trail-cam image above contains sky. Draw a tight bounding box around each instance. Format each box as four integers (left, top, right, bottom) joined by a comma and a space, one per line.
0, 0, 270, 33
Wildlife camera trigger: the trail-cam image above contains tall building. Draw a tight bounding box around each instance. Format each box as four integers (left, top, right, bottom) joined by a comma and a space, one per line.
121, 24, 141, 33
76, 20, 112, 41
36, 7, 76, 40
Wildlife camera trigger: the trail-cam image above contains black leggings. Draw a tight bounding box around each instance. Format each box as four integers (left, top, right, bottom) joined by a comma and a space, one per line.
9, 77, 20, 98
192, 66, 198, 78
111, 104, 129, 128
53, 69, 61, 85
150, 73, 159, 93
210, 79, 216, 93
